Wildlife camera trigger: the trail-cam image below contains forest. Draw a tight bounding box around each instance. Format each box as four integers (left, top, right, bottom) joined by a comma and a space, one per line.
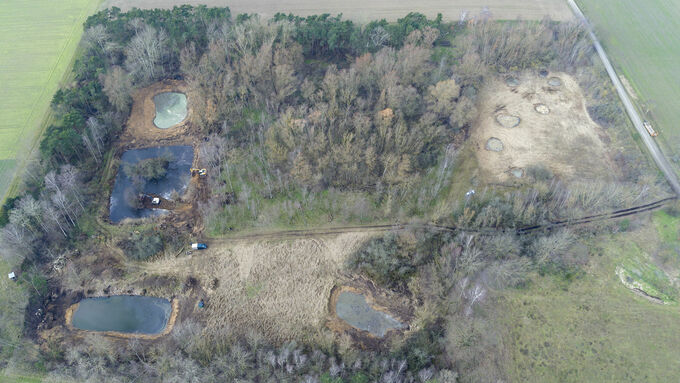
0, 5, 668, 383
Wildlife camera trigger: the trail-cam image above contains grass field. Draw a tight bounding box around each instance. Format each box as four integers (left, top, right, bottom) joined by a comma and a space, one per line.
499, 211, 680, 382
0, 0, 101, 203
103, 0, 573, 22
576, 0, 680, 176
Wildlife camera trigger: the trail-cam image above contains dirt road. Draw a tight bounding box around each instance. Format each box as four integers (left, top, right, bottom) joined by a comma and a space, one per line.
567, 0, 680, 195
102, 0, 573, 22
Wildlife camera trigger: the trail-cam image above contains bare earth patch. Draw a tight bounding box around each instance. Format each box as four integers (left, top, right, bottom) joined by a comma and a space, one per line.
472, 72, 615, 183
101, 0, 573, 22
122, 80, 194, 148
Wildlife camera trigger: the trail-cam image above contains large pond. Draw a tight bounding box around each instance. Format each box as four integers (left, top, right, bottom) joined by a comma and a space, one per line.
71, 295, 171, 334
335, 291, 405, 337
109, 145, 193, 223
153, 92, 187, 129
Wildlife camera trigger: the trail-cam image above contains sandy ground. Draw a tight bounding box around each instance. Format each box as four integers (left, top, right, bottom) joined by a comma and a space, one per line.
140, 232, 374, 341
101, 0, 573, 22
122, 80, 194, 148
471, 72, 616, 183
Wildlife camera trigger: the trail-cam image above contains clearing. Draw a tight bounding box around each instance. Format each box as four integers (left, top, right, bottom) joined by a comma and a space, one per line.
0, 0, 101, 203
102, 0, 573, 22
576, 0, 680, 176
49, 232, 377, 343
472, 72, 615, 183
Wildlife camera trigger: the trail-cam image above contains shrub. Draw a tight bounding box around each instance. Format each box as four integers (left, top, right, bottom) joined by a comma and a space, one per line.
118, 229, 163, 261
526, 164, 554, 181
124, 154, 172, 187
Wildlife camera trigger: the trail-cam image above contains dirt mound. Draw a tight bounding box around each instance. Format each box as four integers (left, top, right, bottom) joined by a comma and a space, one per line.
495, 114, 521, 128
534, 103, 550, 114
486, 137, 504, 152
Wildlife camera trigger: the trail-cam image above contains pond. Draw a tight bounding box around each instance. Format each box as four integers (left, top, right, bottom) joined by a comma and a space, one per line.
153, 92, 187, 129
109, 145, 193, 223
335, 291, 405, 337
71, 295, 171, 334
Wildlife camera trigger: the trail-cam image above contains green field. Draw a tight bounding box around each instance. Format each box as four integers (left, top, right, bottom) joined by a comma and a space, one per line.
576, 0, 680, 173
0, 0, 101, 203
499, 211, 680, 382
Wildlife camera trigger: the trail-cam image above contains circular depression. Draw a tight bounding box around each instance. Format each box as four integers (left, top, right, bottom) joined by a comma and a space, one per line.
548, 77, 562, 87
153, 92, 187, 129
495, 114, 520, 128
486, 137, 504, 152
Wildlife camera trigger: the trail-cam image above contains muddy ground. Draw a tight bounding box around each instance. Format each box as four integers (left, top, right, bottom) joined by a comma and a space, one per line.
327, 280, 413, 349
471, 71, 617, 184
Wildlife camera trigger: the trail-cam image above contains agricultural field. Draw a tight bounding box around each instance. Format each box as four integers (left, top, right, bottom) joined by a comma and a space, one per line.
103, 0, 573, 22
500, 208, 680, 382
0, 0, 101, 203
576, 0, 680, 175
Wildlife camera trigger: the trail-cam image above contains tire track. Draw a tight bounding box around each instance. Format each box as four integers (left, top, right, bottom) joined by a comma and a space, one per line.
209, 197, 676, 242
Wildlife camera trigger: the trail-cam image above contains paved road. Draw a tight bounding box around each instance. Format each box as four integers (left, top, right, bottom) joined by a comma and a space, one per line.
567, 0, 680, 195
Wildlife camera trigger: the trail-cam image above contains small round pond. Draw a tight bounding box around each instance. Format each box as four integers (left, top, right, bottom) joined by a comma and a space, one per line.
153, 92, 187, 129
335, 291, 405, 337
109, 145, 194, 223
71, 296, 171, 334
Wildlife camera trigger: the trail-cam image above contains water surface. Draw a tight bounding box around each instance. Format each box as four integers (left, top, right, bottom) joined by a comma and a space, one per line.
335, 291, 405, 337
71, 295, 171, 334
153, 92, 187, 129
109, 145, 193, 222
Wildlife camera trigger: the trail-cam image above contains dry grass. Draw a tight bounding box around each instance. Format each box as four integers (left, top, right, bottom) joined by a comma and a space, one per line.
101, 0, 573, 22
142, 232, 374, 341
471, 71, 616, 183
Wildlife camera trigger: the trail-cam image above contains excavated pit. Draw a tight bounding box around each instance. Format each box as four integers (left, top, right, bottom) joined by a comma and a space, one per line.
495, 114, 521, 128
153, 92, 187, 129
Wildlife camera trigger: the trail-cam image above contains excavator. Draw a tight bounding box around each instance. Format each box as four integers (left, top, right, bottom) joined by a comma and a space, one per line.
190, 168, 207, 177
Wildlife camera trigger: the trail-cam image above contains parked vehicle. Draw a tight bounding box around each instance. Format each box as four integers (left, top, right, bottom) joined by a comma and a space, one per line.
643, 121, 658, 137
191, 243, 208, 250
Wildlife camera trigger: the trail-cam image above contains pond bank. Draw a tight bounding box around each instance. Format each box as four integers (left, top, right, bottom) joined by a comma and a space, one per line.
65, 296, 179, 340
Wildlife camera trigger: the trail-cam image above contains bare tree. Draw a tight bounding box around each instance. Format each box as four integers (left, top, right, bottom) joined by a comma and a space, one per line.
84, 24, 109, 51
368, 26, 390, 48
125, 25, 168, 83
102, 66, 133, 113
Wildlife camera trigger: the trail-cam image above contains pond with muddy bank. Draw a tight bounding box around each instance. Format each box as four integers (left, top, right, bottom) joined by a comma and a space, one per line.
335, 291, 405, 337
68, 296, 173, 335
153, 92, 187, 129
